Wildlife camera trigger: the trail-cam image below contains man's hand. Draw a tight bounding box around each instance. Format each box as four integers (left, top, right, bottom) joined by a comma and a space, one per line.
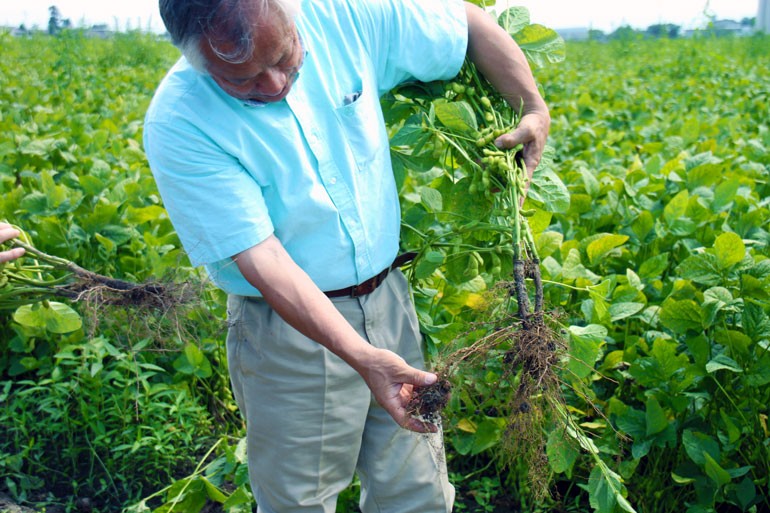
494, 111, 551, 199
360, 347, 440, 433
0, 223, 25, 264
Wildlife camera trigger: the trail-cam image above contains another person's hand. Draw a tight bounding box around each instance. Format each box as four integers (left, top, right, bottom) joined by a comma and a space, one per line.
0, 223, 25, 264
361, 347, 439, 433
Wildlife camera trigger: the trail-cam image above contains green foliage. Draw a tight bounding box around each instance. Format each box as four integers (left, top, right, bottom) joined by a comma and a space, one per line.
390, 29, 770, 513
0, 32, 236, 512
528, 35, 770, 513
0, 335, 216, 509
0, 32, 182, 281
1, 19, 769, 513
125, 437, 253, 513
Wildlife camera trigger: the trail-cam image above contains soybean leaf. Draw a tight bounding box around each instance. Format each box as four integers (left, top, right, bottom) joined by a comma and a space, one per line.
664, 192, 690, 226
568, 324, 607, 342
163, 477, 208, 513
536, 231, 563, 259
588, 465, 633, 513
743, 302, 770, 341
415, 256, 443, 280
628, 339, 692, 391
682, 430, 720, 466
609, 302, 645, 322
639, 253, 669, 280
497, 6, 530, 36
203, 477, 228, 503
567, 324, 606, 379
173, 343, 213, 378
645, 397, 668, 437
547, 429, 579, 475
433, 99, 477, 134
702, 287, 735, 327
713, 232, 745, 270
125, 205, 168, 225
725, 466, 753, 479
702, 452, 731, 486
615, 407, 645, 439
513, 24, 566, 68
579, 167, 601, 198
562, 249, 600, 282
735, 478, 757, 511
677, 253, 721, 286
586, 234, 628, 266
222, 485, 253, 509
529, 166, 570, 214
712, 179, 739, 212
630, 210, 655, 244
715, 329, 751, 357
705, 354, 743, 374
13, 302, 82, 334
470, 418, 505, 455
20, 191, 49, 215
419, 187, 443, 213
659, 298, 703, 334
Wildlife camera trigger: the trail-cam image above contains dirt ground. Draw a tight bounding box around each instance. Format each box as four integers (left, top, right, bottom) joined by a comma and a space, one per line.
0, 493, 37, 513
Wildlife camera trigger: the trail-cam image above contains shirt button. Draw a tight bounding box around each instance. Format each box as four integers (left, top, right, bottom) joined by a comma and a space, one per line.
329, 177, 337, 185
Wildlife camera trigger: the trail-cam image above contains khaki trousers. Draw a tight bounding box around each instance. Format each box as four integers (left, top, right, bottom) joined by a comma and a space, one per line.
226, 270, 455, 513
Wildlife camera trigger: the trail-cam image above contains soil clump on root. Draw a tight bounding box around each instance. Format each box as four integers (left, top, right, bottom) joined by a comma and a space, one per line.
408, 377, 452, 425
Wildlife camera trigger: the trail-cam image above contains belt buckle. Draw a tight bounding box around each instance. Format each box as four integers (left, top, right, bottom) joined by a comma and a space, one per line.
351, 276, 377, 297
350, 268, 388, 297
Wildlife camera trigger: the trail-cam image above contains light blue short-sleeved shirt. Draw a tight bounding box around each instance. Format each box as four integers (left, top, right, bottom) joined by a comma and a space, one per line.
144, 0, 468, 296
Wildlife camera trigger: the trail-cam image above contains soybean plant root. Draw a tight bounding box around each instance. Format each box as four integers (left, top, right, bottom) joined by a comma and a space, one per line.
4, 239, 195, 312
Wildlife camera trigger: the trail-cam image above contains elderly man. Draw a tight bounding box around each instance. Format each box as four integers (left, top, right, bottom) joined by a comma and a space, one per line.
144, 0, 549, 511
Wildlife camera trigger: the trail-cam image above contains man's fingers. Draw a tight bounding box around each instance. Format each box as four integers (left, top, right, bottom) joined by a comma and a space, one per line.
493, 130, 525, 150
388, 400, 439, 434
414, 370, 438, 387
522, 145, 542, 176
404, 417, 439, 433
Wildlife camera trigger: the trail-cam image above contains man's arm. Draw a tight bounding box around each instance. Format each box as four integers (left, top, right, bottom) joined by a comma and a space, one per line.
464, 2, 551, 178
233, 235, 438, 432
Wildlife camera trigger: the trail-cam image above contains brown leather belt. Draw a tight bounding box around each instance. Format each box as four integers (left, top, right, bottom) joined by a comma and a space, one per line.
324, 252, 417, 298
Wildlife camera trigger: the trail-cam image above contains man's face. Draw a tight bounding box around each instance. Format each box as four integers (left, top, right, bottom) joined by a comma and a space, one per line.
201, 10, 304, 104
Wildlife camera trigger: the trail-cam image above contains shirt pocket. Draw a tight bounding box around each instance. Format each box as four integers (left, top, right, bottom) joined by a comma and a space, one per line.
333, 84, 385, 172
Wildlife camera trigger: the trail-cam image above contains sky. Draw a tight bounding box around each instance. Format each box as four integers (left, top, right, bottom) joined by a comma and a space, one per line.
0, 0, 760, 33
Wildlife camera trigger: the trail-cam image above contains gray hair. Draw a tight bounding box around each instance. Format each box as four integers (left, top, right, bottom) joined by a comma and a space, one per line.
159, 0, 301, 72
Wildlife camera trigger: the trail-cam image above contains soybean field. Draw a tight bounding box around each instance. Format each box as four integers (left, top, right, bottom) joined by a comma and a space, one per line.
0, 24, 769, 513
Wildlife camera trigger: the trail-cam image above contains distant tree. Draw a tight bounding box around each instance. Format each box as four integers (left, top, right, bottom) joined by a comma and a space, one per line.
48, 5, 61, 35
646, 23, 680, 38
587, 29, 606, 41
609, 25, 642, 41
